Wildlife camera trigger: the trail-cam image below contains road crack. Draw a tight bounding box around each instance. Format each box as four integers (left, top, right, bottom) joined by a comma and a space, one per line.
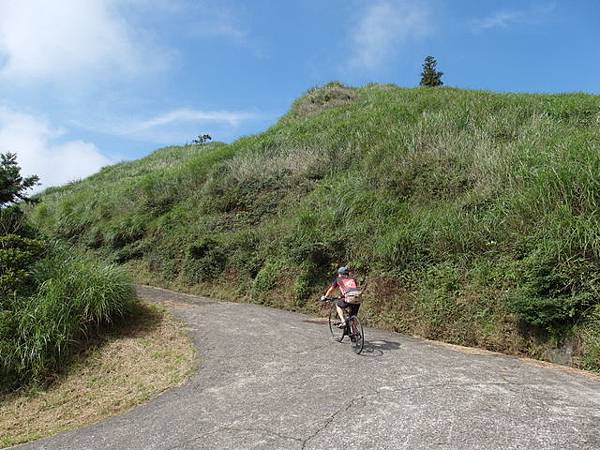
299, 381, 530, 449
300, 389, 377, 449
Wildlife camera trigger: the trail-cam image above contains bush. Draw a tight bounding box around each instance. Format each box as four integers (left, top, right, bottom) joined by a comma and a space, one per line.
183, 238, 227, 283
508, 252, 598, 332
0, 234, 45, 300
577, 305, 600, 371
414, 264, 462, 337
0, 205, 38, 237
106, 215, 147, 249
252, 260, 282, 297
0, 246, 136, 392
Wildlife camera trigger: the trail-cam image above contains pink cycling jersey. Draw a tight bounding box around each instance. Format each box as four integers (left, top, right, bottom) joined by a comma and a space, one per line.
331, 276, 358, 295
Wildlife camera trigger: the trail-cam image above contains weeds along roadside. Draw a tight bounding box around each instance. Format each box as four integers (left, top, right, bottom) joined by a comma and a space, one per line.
30, 83, 600, 371
0, 301, 196, 448
0, 239, 136, 393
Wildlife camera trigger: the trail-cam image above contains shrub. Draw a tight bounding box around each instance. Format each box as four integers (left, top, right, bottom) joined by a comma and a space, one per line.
0, 246, 136, 392
508, 252, 598, 332
414, 264, 462, 337
106, 216, 147, 249
137, 174, 179, 215
577, 305, 600, 371
0, 205, 38, 237
183, 238, 227, 283
226, 230, 262, 277
252, 260, 282, 297
292, 262, 324, 302
0, 234, 45, 300
0, 152, 136, 391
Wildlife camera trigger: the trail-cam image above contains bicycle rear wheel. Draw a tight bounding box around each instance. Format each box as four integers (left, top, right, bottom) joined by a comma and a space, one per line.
328, 303, 345, 342
348, 316, 364, 354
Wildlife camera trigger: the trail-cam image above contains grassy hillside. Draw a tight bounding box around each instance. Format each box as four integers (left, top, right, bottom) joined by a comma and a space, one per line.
31, 83, 600, 370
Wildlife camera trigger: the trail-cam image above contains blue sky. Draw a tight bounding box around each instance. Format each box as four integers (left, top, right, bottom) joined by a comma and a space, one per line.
0, 0, 598, 189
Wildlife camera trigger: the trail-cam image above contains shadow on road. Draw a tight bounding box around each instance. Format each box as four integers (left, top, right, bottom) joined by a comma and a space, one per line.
362, 339, 402, 357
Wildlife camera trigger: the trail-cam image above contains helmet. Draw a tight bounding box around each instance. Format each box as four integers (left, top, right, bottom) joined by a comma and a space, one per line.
337, 266, 349, 275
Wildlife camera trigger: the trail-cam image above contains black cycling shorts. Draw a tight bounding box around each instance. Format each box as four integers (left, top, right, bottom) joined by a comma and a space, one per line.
336, 299, 360, 316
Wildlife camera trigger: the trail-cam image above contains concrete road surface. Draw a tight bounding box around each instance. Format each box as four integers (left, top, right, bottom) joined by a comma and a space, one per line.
20, 285, 600, 449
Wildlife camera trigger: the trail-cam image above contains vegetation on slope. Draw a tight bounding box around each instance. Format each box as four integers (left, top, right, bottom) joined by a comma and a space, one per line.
0, 154, 137, 392
32, 83, 600, 370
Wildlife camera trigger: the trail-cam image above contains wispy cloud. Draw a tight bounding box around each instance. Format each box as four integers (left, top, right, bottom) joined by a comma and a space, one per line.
0, 0, 168, 85
474, 11, 522, 30
133, 0, 249, 43
472, 2, 556, 31
349, 0, 431, 71
0, 106, 111, 189
131, 109, 258, 131
77, 108, 260, 144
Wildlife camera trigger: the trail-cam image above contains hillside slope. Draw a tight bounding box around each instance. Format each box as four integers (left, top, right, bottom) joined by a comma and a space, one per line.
32, 83, 600, 370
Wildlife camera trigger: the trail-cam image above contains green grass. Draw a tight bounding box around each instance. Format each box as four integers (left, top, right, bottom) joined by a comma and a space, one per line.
31, 82, 600, 370
0, 302, 195, 448
0, 243, 136, 392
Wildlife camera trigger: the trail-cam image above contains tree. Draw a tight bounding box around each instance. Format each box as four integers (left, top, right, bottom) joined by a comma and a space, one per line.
0, 153, 43, 297
419, 56, 444, 87
0, 152, 39, 208
192, 134, 212, 145
0, 153, 39, 235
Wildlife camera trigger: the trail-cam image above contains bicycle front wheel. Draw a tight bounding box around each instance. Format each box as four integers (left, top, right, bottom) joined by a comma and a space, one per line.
349, 316, 364, 354
328, 303, 345, 342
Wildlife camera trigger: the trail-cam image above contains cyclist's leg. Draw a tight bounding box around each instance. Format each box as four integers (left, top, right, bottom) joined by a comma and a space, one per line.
336, 304, 346, 323
335, 299, 349, 323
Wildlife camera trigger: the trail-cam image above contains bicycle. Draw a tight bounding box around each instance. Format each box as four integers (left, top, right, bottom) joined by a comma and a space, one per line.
321, 296, 364, 354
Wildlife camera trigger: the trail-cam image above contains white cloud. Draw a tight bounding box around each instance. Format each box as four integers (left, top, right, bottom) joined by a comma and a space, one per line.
123, 0, 248, 42
132, 109, 257, 131
0, 107, 111, 190
0, 0, 161, 84
472, 3, 556, 31
473, 11, 523, 30
349, 0, 431, 70
76, 108, 259, 144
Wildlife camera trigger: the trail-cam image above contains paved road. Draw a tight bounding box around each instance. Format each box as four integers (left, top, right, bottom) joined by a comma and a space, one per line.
22, 285, 600, 449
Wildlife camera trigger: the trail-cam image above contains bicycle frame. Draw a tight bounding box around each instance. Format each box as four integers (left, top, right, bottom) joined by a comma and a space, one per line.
322, 296, 364, 354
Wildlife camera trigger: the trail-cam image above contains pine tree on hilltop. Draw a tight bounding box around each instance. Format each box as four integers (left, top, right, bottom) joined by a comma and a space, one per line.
420, 56, 444, 87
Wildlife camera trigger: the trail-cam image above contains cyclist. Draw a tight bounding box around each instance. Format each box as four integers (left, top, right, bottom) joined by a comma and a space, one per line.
321, 266, 361, 328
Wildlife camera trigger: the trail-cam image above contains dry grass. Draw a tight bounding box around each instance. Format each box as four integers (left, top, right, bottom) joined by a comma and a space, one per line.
289, 81, 357, 119
227, 146, 329, 182
0, 302, 196, 448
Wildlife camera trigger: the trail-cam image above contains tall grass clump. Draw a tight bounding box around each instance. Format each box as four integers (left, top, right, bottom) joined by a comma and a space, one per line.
0, 244, 135, 392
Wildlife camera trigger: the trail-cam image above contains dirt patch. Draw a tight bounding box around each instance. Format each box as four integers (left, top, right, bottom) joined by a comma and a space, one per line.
426, 338, 600, 381
361, 275, 416, 332
0, 302, 196, 448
